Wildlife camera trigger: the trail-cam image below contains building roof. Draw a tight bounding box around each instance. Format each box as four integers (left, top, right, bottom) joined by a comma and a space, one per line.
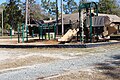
63, 13, 79, 24
98, 14, 120, 23
62, 13, 120, 24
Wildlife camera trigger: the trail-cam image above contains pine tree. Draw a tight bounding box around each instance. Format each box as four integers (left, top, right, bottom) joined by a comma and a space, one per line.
98, 0, 120, 16
4, 0, 23, 30
30, 3, 50, 20
79, 0, 87, 3
41, 0, 56, 16
63, 0, 78, 14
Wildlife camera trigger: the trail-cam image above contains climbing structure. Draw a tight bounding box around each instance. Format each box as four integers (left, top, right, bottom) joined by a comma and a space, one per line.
58, 2, 98, 43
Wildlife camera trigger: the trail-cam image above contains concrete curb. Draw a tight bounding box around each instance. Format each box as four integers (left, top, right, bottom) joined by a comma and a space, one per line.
0, 41, 120, 48
86, 42, 120, 48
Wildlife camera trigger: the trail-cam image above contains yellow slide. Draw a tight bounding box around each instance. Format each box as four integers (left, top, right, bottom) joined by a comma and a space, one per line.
58, 28, 79, 42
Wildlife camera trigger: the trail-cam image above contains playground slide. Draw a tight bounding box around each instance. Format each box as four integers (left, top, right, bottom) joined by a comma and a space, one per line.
58, 28, 79, 42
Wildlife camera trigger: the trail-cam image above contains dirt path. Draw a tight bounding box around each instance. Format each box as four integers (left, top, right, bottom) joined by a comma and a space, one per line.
0, 44, 119, 80
46, 54, 120, 80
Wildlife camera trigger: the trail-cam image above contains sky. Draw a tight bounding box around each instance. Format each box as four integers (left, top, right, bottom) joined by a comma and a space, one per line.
0, 0, 6, 4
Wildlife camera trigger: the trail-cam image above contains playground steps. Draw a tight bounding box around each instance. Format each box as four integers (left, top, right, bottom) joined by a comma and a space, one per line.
58, 28, 79, 42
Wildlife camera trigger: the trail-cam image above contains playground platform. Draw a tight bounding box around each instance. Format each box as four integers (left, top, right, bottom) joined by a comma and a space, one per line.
0, 38, 120, 48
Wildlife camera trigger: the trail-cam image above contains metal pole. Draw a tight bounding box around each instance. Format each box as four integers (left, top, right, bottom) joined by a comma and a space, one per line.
22, 24, 24, 43
26, 25, 28, 42
32, 29, 34, 38
56, 0, 58, 35
18, 24, 20, 43
90, 3, 92, 42
24, 0, 28, 39
25, 0, 28, 39
79, 4, 81, 43
10, 27, 12, 39
54, 23, 56, 39
48, 24, 50, 40
39, 25, 40, 39
118, 25, 120, 33
81, 9, 84, 43
61, 0, 64, 35
41, 24, 43, 40
2, 9, 3, 36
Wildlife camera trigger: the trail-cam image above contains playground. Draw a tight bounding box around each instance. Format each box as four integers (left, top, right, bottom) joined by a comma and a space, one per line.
0, 1, 120, 80
0, 2, 120, 48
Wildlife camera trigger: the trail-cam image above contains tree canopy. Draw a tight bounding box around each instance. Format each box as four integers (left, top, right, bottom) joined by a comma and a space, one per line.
41, 0, 57, 16
4, 0, 23, 30
63, 0, 78, 14
98, 0, 120, 16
